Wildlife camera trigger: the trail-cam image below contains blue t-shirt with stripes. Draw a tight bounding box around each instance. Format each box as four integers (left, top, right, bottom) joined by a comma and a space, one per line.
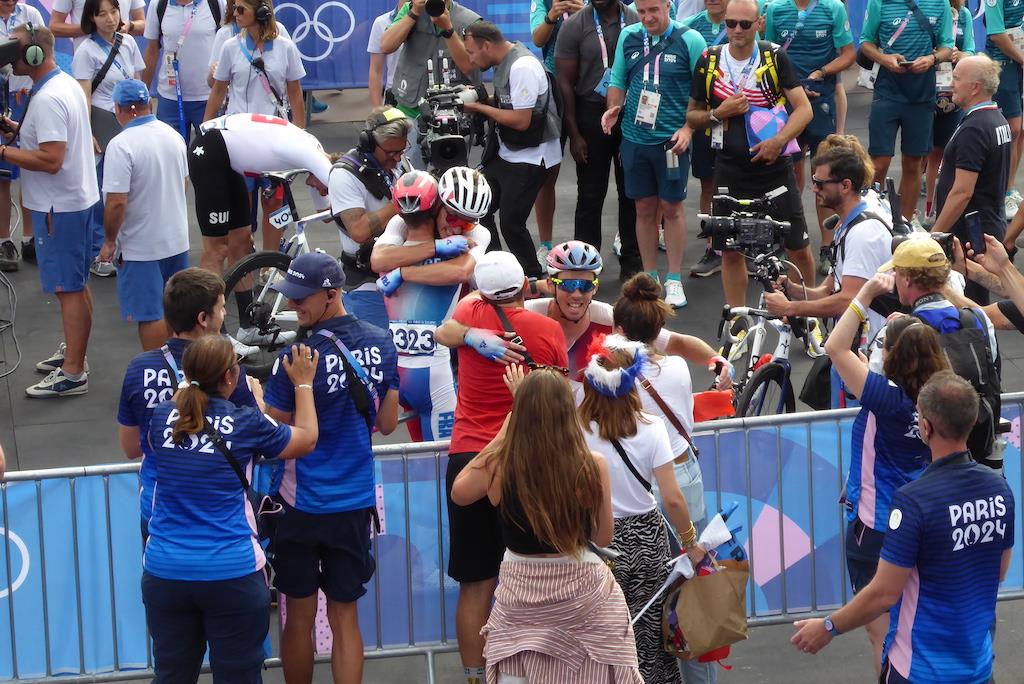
860, 0, 954, 103
609, 19, 707, 144
985, 0, 1024, 63
117, 336, 258, 522
764, 0, 852, 95
880, 452, 1013, 682
845, 371, 929, 531
143, 397, 292, 581
264, 315, 399, 514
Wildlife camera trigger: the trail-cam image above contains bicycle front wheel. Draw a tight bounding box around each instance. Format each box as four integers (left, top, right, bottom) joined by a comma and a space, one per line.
223, 250, 304, 380
736, 363, 795, 417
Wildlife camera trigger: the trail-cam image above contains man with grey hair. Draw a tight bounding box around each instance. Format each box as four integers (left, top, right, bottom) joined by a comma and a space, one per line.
933, 54, 1012, 305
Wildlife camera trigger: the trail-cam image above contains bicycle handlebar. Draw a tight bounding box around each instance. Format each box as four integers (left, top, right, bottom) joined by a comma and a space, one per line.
262, 169, 311, 184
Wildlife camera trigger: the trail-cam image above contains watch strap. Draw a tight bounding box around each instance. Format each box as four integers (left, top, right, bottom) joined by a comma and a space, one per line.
440, 27, 455, 38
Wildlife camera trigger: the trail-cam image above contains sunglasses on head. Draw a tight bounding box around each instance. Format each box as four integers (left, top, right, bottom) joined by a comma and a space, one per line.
551, 277, 598, 294
810, 176, 843, 189
725, 18, 755, 29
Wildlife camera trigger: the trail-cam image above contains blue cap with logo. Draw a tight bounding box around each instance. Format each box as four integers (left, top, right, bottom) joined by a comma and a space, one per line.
112, 79, 150, 107
270, 252, 346, 300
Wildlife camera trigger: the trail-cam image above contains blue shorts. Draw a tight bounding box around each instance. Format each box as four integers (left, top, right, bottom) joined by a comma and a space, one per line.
797, 92, 837, 159
155, 96, 207, 141
995, 60, 1023, 120
0, 95, 28, 180
845, 518, 885, 593
117, 251, 189, 322
933, 107, 964, 149
620, 139, 689, 202
690, 129, 715, 180
868, 97, 934, 158
32, 208, 94, 294
343, 288, 388, 331
271, 503, 376, 603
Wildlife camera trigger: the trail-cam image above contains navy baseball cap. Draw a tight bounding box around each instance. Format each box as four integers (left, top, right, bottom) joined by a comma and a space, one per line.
112, 79, 150, 107
270, 252, 346, 300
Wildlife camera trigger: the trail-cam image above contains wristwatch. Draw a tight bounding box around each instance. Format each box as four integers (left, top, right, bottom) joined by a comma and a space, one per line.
708, 108, 721, 125
439, 27, 455, 38
544, 13, 557, 24
823, 615, 841, 637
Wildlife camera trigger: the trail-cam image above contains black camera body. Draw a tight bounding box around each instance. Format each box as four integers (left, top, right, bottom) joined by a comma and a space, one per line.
417, 84, 479, 174
698, 191, 791, 254
425, 0, 446, 17
891, 231, 956, 262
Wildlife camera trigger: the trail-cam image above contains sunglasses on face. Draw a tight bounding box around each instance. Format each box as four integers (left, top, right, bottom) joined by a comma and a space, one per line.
444, 212, 474, 230
810, 176, 843, 189
725, 18, 755, 29
551, 277, 598, 294
233, 4, 251, 13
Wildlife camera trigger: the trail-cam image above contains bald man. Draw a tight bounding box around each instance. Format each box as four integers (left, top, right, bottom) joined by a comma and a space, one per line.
932, 54, 1012, 305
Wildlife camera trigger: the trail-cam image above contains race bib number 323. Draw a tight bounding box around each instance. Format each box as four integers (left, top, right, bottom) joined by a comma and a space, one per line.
389, 322, 437, 355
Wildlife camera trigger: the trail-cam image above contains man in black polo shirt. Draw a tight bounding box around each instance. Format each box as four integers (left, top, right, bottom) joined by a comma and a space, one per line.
933, 54, 1012, 305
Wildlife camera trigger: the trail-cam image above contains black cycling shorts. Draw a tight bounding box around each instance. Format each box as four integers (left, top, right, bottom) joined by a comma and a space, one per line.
187, 127, 251, 238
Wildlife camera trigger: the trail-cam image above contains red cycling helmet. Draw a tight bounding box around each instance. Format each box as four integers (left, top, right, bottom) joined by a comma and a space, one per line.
392, 170, 439, 216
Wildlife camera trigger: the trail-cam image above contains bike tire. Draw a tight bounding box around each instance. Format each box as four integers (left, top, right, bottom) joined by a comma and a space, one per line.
222, 250, 303, 381
736, 362, 795, 417
721, 315, 753, 380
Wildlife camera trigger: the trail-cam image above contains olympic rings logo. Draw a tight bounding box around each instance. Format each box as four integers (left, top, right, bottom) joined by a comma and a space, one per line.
275, 1, 355, 62
0, 527, 29, 599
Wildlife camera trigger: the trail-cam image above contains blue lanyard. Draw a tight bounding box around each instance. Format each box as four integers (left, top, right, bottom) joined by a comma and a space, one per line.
711, 24, 727, 46
781, 0, 820, 51
724, 49, 758, 90
91, 34, 131, 81
592, 7, 624, 69
161, 344, 184, 384
834, 201, 868, 243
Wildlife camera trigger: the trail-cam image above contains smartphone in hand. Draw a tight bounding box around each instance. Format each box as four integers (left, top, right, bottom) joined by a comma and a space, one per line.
966, 211, 986, 256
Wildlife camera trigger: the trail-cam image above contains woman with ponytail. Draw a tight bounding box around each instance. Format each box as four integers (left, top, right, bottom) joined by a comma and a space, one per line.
452, 366, 643, 683
142, 335, 320, 682
578, 336, 705, 684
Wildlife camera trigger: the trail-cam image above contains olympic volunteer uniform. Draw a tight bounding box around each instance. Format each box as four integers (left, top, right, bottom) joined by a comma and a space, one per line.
842, 372, 930, 591
144, 0, 226, 137
118, 337, 258, 534
763, 0, 852, 154
609, 19, 707, 202
213, 32, 305, 119
21, 69, 100, 295
0, 2, 44, 182
377, 217, 490, 442
264, 316, 398, 602
209, 22, 291, 75
71, 33, 145, 112
681, 8, 727, 183
54, 0, 145, 51
879, 451, 1014, 682
187, 113, 332, 237
933, 5, 975, 150
104, 113, 190, 324
367, 10, 401, 103
529, 0, 566, 74
860, 0, 954, 159
143, 397, 291, 681
986, 0, 1024, 122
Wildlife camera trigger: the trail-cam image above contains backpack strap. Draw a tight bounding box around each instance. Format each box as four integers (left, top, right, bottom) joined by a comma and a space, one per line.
157, 0, 222, 43
703, 44, 723, 100
90, 32, 124, 93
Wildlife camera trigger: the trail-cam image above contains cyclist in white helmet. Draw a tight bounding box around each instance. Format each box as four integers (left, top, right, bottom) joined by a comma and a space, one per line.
370, 167, 491, 441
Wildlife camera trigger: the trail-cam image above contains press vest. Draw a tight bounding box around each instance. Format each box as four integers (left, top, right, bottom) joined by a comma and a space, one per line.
491, 42, 561, 150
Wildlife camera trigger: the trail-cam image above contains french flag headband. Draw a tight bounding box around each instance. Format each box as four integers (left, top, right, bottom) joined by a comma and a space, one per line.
584, 333, 648, 398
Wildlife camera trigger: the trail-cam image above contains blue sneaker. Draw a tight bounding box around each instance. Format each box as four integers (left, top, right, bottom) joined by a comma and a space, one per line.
310, 96, 328, 114
26, 368, 88, 397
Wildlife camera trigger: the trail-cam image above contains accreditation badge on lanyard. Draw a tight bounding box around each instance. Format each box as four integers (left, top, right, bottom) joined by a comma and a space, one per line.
634, 30, 664, 130
592, 8, 624, 97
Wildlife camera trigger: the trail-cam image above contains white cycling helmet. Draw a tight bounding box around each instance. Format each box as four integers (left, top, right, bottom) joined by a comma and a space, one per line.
438, 166, 492, 220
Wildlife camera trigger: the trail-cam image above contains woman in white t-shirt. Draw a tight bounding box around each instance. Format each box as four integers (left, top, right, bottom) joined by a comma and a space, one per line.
207, 0, 289, 89
578, 339, 702, 684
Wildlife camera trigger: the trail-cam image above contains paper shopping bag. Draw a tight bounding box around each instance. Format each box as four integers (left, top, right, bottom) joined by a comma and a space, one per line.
662, 559, 749, 659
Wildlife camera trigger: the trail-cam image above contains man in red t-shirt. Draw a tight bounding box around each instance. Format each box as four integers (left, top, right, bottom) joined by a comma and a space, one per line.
435, 251, 568, 682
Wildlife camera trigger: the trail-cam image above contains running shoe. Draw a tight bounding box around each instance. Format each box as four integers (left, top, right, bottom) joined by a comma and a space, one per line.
1006, 195, 1020, 221
310, 96, 328, 114
26, 368, 88, 397
689, 247, 722, 277
35, 342, 90, 373
228, 334, 260, 359
21, 239, 35, 262
536, 243, 550, 269
0, 239, 18, 272
90, 257, 116, 277
236, 327, 298, 347
664, 279, 687, 309
612, 232, 622, 257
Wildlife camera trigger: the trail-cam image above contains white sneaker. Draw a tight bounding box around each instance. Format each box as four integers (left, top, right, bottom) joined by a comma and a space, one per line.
228, 334, 260, 358
1010, 189, 1023, 205
664, 279, 687, 309
89, 258, 116, 277
536, 244, 550, 269
236, 326, 297, 347
1007, 196, 1020, 221
658, 227, 666, 251
612, 233, 622, 257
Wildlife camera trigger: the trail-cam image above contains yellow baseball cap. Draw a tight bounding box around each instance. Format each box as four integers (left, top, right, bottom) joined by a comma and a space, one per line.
877, 237, 948, 273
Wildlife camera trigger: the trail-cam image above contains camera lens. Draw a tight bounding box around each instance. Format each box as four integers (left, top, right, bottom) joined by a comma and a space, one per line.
426, 0, 445, 17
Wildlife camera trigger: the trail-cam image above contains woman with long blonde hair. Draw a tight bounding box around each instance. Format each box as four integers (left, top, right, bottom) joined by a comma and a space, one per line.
452, 366, 643, 684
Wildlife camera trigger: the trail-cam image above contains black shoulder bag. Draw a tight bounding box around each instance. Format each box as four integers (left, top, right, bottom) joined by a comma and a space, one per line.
490, 303, 537, 367
609, 438, 652, 492
90, 33, 126, 151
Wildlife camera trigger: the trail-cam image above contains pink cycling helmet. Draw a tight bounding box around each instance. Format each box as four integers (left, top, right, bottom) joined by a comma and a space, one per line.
392, 170, 439, 215
546, 240, 603, 276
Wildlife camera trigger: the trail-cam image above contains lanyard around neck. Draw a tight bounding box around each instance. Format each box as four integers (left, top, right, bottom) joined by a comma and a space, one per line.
173, 1, 201, 57
781, 0, 820, 51
724, 47, 758, 90
593, 7, 625, 70
642, 27, 672, 88
92, 34, 131, 80
887, 4, 917, 49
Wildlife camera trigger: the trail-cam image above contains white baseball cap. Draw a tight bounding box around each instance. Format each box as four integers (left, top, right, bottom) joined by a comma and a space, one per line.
474, 251, 525, 302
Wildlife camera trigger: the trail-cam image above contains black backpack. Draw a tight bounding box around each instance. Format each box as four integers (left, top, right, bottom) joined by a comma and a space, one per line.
832, 211, 906, 319
912, 307, 1002, 468
156, 0, 223, 44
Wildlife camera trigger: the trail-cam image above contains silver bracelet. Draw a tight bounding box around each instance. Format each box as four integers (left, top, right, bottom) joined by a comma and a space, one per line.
295, 383, 313, 391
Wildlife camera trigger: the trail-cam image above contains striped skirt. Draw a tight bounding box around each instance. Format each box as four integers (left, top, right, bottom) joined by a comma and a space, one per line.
612, 509, 683, 684
482, 550, 644, 684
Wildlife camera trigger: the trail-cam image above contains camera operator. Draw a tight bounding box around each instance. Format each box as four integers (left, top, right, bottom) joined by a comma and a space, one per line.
687, 0, 815, 308
331, 106, 413, 331
461, 21, 561, 280
379, 0, 482, 170
931, 55, 1012, 306
765, 144, 893, 338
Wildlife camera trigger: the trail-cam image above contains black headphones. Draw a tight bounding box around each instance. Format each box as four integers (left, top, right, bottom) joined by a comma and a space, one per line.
23, 22, 44, 67
357, 107, 407, 153
254, 0, 272, 25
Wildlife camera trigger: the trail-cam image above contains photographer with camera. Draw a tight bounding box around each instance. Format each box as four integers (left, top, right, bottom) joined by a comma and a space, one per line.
461, 21, 561, 280
380, 0, 482, 170
931, 55, 1012, 306
687, 0, 815, 308
764, 143, 893, 338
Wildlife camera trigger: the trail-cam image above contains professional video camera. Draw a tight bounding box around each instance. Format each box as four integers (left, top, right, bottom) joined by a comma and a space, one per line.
697, 187, 791, 254
416, 58, 483, 174
891, 231, 956, 262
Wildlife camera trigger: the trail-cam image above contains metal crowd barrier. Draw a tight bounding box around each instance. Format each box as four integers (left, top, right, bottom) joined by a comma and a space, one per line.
2, 394, 1024, 681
